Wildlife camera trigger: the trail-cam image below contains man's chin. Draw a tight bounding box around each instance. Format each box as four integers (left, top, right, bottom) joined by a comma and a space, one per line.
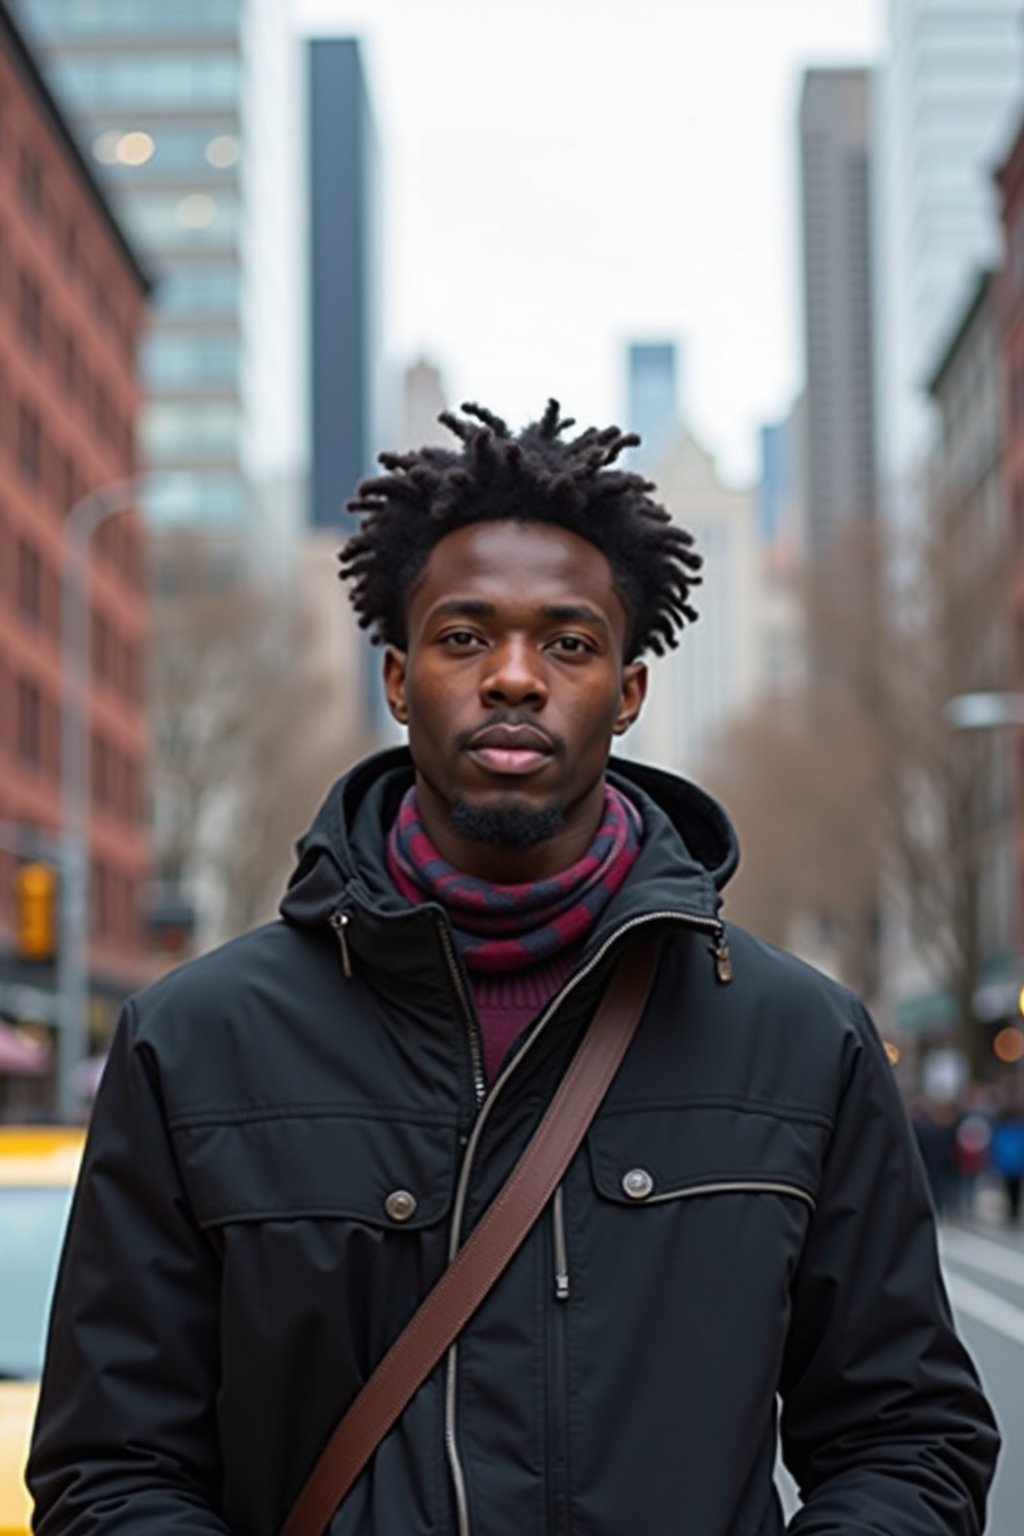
449, 796, 566, 850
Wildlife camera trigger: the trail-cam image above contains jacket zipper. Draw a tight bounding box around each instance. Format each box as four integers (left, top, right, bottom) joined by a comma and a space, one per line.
550, 1184, 570, 1536
553, 1184, 570, 1301
329, 906, 487, 1106
328, 910, 353, 980
436, 917, 487, 1108
443, 907, 728, 1536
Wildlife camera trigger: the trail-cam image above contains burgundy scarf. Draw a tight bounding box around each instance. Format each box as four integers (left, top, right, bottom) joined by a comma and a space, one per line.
385, 783, 643, 974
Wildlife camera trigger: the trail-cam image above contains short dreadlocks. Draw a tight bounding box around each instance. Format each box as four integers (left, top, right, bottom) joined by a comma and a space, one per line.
340, 399, 702, 661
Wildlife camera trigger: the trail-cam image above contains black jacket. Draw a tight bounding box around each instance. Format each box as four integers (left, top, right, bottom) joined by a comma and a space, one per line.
29, 749, 999, 1535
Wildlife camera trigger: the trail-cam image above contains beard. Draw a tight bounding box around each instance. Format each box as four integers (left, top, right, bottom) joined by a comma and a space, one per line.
449, 798, 566, 849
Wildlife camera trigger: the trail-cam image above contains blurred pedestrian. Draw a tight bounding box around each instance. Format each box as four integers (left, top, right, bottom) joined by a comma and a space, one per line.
953, 1100, 992, 1220
991, 1096, 1024, 1224
911, 1096, 958, 1216
29, 402, 999, 1536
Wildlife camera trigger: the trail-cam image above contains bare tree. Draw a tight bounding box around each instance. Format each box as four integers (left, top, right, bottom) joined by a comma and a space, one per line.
151, 536, 376, 948
704, 503, 1010, 1075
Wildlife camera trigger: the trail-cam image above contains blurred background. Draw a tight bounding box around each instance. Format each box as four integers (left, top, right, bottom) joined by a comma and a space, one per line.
2, 0, 1024, 1524
0, 0, 1020, 1124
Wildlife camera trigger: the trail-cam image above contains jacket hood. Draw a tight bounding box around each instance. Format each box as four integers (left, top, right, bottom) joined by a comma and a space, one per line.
280, 746, 739, 935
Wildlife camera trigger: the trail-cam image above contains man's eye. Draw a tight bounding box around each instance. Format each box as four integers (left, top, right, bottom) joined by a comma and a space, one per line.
441, 630, 482, 648
551, 635, 593, 655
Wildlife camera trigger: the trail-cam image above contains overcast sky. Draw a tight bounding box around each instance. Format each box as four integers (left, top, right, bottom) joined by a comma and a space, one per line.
294, 0, 881, 483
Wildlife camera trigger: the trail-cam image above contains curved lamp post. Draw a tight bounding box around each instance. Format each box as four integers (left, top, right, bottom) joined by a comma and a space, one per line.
56, 478, 140, 1123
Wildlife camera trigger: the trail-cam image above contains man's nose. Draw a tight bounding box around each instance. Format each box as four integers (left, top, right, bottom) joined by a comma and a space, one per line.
480, 637, 548, 707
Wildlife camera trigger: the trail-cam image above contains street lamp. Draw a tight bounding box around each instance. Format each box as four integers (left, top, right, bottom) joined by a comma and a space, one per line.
56, 478, 140, 1123
944, 692, 1024, 731
944, 690, 1024, 1040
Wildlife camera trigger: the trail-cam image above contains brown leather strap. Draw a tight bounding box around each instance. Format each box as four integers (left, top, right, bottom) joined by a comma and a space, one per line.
280, 934, 661, 1536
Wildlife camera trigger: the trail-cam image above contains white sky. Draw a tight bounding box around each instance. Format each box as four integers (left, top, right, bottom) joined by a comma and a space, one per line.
294, 0, 881, 484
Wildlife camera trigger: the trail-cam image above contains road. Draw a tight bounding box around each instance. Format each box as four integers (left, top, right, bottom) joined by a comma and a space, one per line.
941, 1205, 1024, 1536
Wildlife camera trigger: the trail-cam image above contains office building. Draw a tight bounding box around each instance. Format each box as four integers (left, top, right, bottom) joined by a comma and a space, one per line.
873, 0, 1024, 520
799, 68, 876, 554
308, 36, 379, 531
0, 0, 150, 1070
12, 0, 305, 572
757, 400, 807, 692
629, 428, 759, 774
626, 341, 681, 469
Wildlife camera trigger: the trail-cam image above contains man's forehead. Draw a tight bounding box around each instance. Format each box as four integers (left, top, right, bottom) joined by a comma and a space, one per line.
412, 520, 618, 598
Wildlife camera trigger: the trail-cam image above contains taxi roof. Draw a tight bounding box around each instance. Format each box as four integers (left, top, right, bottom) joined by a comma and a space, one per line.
0, 1126, 85, 1186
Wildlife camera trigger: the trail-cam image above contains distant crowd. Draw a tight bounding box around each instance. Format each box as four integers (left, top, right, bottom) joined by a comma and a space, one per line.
910, 1084, 1024, 1224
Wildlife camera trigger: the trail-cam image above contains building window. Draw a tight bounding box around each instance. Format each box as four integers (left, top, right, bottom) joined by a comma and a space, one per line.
92, 732, 110, 809
17, 540, 42, 622
63, 217, 78, 275
92, 859, 108, 938
60, 329, 77, 395
18, 145, 43, 217
18, 272, 42, 349
93, 611, 110, 683
17, 402, 42, 483
16, 676, 42, 764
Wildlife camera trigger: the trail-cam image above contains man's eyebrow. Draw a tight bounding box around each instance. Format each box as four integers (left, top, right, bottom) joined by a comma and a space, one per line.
428, 599, 496, 619
539, 603, 610, 628
427, 598, 610, 628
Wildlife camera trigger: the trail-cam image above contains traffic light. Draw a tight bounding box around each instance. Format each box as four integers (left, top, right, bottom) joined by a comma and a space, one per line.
15, 861, 56, 961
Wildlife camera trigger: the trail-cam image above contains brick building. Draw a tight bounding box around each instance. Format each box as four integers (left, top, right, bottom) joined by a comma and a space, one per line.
0, 0, 150, 1076
997, 119, 1024, 971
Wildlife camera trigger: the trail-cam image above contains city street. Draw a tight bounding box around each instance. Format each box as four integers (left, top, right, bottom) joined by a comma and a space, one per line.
942, 1212, 1024, 1536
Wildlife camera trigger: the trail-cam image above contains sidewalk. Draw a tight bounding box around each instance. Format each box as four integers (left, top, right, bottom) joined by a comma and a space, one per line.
945, 1178, 1024, 1247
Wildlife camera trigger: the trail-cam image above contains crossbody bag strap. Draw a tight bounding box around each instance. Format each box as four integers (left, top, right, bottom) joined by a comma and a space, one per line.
280, 932, 662, 1536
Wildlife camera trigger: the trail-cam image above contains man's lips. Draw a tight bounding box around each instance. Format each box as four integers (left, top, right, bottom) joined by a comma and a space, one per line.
464, 725, 556, 777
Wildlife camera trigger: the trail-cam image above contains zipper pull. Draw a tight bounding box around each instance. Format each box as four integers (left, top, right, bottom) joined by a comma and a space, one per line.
712, 931, 732, 984
329, 910, 353, 980
553, 1186, 570, 1301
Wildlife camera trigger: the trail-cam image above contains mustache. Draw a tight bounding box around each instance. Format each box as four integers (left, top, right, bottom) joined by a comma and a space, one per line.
455, 716, 565, 758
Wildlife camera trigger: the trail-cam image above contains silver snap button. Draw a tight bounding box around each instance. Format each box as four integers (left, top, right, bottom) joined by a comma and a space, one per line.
622, 1167, 654, 1200
385, 1189, 417, 1222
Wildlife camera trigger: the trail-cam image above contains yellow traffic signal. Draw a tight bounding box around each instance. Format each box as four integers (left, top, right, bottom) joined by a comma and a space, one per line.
15, 861, 56, 961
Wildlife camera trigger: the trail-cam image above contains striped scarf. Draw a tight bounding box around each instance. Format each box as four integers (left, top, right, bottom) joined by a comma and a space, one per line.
385, 783, 643, 974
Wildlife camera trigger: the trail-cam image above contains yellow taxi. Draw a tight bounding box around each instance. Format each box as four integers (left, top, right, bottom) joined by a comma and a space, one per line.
0, 1127, 84, 1536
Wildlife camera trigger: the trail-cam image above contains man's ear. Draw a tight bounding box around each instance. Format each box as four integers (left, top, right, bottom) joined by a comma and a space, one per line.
383, 646, 409, 725
613, 660, 647, 736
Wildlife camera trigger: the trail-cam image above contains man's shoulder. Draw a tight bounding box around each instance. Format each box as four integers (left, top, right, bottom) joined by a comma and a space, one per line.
127, 918, 322, 1034
702, 919, 875, 1056
724, 922, 862, 1008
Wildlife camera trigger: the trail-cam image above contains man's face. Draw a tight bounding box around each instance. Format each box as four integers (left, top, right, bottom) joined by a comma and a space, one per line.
383, 519, 646, 877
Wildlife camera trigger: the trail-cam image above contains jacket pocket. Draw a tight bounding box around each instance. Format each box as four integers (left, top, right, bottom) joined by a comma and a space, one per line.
587, 1101, 824, 1211
170, 1110, 458, 1231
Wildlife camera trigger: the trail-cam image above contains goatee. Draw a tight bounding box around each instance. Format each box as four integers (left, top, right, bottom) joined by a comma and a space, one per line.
449, 800, 566, 850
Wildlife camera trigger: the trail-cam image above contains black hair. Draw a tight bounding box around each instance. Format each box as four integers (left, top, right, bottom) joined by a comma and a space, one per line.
339, 399, 702, 661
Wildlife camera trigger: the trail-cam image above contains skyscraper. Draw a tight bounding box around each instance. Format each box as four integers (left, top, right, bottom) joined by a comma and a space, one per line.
626, 341, 681, 468
873, 0, 1024, 519
12, 0, 304, 571
308, 36, 379, 531
799, 68, 875, 555
628, 430, 759, 775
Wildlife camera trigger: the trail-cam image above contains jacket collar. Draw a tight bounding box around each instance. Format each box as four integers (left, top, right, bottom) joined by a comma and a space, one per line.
280, 747, 737, 982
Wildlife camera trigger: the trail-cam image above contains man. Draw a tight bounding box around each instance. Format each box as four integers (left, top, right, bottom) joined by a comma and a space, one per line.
30, 402, 998, 1535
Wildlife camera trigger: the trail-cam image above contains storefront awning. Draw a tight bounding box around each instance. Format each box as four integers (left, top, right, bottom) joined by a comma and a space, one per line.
0, 1018, 51, 1076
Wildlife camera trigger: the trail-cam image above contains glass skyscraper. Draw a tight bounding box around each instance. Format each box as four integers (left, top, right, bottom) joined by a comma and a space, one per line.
13, 0, 304, 569
873, 0, 1024, 519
